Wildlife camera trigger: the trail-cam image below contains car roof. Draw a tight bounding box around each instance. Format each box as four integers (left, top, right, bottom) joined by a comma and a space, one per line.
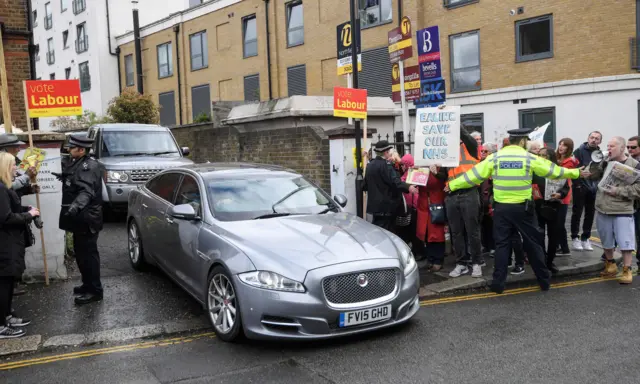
93, 124, 168, 131
175, 162, 299, 177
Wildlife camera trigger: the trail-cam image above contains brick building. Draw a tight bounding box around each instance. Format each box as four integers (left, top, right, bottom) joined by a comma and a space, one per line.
0, 0, 33, 130
115, 0, 640, 144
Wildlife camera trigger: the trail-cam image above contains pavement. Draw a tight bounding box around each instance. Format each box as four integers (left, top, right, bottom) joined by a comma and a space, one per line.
2, 275, 640, 383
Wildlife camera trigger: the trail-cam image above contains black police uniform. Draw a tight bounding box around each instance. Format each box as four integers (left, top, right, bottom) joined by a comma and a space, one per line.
58, 134, 105, 305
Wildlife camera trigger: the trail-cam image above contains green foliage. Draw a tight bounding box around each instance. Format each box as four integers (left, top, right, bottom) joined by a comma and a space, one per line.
193, 112, 212, 123
106, 89, 160, 124
50, 110, 113, 132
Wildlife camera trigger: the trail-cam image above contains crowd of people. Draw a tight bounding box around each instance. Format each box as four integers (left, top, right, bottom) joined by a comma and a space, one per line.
364, 126, 640, 288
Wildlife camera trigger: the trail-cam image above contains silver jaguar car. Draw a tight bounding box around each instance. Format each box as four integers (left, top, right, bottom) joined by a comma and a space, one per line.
127, 163, 420, 342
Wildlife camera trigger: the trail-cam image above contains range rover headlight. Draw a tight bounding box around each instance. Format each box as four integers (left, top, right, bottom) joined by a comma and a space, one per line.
105, 171, 129, 183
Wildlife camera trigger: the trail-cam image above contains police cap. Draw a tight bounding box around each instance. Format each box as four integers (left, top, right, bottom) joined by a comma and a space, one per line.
68, 134, 94, 149
507, 128, 534, 138
0, 134, 25, 148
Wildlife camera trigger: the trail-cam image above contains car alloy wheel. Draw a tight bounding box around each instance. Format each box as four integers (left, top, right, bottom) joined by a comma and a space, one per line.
128, 221, 145, 270
207, 267, 242, 342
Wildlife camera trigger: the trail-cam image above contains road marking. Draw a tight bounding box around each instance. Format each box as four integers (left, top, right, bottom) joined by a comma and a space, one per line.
0, 332, 216, 371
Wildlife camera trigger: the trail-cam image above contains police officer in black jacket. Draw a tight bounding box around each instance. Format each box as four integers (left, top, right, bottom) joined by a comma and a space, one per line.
57, 134, 105, 305
364, 140, 418, 231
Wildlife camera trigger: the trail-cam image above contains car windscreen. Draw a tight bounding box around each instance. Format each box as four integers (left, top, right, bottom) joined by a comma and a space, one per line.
205, 174, 334, 221
101, 130, 180, 157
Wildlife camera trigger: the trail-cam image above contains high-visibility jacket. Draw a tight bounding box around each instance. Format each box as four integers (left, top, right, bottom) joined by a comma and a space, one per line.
449, 145, 580, 204
446, 144, 478, 186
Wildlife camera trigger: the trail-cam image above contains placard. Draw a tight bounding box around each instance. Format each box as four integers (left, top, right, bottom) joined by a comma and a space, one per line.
25, 80, 83, 117
544, 179, 566, 200
17, 147, 61, 194
333, 87, 367, 119
414, 106, 461, 167
406, 168, 429, 186
18, 147, 46, 173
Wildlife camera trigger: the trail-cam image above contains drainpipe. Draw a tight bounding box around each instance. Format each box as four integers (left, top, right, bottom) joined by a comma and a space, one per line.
132, 4, 143, 94
264, 0, 273, 100
116, 47, 122, 94
173, 24, 183, 125
106, 0, 121, 94
398, 0, 402, 26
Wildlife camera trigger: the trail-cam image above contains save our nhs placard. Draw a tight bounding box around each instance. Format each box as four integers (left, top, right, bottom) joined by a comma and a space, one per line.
413, 106, 461, 167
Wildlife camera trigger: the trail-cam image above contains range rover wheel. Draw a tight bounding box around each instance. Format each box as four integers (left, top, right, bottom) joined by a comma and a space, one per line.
207, 266, 243, 342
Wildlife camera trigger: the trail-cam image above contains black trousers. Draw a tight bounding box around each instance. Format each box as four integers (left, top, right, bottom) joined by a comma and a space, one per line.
570, 185, 596, 241
445, 190, 482, 266
73, 231, 103, 295
492, 203, 550, 290
0, 276, 15, 325
537, 208, 561, 267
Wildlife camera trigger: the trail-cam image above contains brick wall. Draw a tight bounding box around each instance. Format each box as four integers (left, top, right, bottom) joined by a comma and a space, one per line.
172, 124, 331, 190
0, 0, 30, 130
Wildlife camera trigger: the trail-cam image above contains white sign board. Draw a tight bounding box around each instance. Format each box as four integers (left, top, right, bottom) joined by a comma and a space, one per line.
544, 179, 566, 200
18, 148, 62, 194
528, 122, 549, 145
414, 106, 461, 167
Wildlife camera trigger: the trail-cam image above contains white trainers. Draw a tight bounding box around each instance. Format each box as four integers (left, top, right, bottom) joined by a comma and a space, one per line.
582, 239, 593, 251
471, 264, 482, 278
449, 264, 469, 278
572, 238, 584, 251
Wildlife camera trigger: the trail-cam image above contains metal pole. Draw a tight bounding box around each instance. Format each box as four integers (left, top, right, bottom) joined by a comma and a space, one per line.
399, 61, 410, 154
349, 0, 363, 219
132, 7, 143, 94
347, 73, 353, 125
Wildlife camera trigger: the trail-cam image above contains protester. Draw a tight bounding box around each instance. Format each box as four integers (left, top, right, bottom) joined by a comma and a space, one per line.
415, 164, 447, 271
555, 138, 579, 255
471, 131, 483, 156
479, 144, 496, 254
0, 152, 38, 338
594, 137, 640, 284
527, 141, 542, 155
364, 141, 417, 231
627, 136, 640, 268
571, 131, 602, 251
398, 154, 422, 258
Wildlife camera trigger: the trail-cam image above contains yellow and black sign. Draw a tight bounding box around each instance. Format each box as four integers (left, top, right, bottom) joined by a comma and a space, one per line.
336, 21, 362, 75
388, 16, 413, 64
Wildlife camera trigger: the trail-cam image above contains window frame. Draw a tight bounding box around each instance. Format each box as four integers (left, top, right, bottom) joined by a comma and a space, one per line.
515, 14, 554, 63
61, 0, 68, 12
46, 38, 55, 65
49, 73, 55, 80
44, 2, 53, 30
65, 67, 71, 79
189, 30, 208, 71
243, 74, 260, 102
242, 15, 258, 58
358, 0, 393, 30
145, 172, 182, 205
518, 107, 556, 146
32, 11, 38, 27
449, 30, 481, 93
78, 61, 91, 92
286, 1, 304, 48
287, 64, 307, 96
159, 91, 177, 127
443, 0, 478, 9
75, 23, 88, 53
157, 42, 173, 79
62, 30, 69, 49
73, 0, 86, 15
124, 54, 134, 87
461, 113, 484, 139
174, 174, 204, 217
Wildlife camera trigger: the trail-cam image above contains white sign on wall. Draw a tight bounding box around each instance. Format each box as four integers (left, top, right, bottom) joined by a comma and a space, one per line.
18, 148, 62, 194
414, 106, 461, 167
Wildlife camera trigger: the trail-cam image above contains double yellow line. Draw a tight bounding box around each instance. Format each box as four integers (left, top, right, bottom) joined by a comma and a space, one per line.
0, 332, 216, 371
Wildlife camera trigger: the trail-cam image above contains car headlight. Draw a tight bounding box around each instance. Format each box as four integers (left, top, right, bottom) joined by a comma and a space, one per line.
105, 170, 129, 183
238, 271, 306, 293
390, 235, 417, 276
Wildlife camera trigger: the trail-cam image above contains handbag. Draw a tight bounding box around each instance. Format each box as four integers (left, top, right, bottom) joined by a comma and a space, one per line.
428, 195, 447, 225
24, 222, 35, 248
395, 195, 412, 227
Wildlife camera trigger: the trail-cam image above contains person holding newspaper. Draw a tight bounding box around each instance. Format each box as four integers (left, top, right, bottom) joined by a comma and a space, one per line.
591, 137, 640, 284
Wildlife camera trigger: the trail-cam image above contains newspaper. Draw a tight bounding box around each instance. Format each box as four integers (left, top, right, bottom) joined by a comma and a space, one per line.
598, 161, 640, 192
544, 179, 566, 200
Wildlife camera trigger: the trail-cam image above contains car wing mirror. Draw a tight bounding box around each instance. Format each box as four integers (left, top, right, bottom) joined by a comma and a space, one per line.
169, 204, 199, 220
181, 147, 190, 156
333, 194, 348, 208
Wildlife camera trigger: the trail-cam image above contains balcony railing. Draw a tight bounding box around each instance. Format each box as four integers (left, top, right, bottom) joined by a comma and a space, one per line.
73, 0, 86, 15
44, 15, 52, 30
76, 36, 89, 53
46, 51, 55, 65
632, 38, 640, 71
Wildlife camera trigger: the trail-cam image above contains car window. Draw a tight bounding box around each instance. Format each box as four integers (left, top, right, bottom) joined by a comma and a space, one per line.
146, 173, 182, 203
175, 175, 202, 216
101, 130, 180, 157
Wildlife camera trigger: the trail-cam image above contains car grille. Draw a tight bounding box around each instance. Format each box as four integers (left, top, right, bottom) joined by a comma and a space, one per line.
130, 168, 163, 182
322, 269, 398, 306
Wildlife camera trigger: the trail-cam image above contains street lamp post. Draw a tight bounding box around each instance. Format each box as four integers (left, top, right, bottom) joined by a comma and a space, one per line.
349, 0, 364, 218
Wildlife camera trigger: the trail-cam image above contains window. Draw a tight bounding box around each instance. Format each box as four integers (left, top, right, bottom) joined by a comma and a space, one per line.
146, 173, 182, 203
63, 30, 69, 49
516, 15, 553, 62
189, 31, 208, 70
519, 107, 555, 147
44, 2, 53, 30
175, 176, 202, 216
73, 0, 86, 15
46, 38, 55, 65
124, 54, 134, 86
244, 74, 260, 102
461, 113, 484, 138
32, 11, 38, 27
76, 23, 88, 53
101, 130, 181, 158
65, 67, 71, 79
50, 73, 55, 80
191, 84, 211, 120
61, 0, 69, 12
159, 91, 176, 127
358, 0, 392, 29
450, 30, 481, 92
287, 65, 307, 96
443, 0, 477, 8
34, 44, 40, 62
360, 47, 392, 97
78, 61, 91, 92
242, 16, 258, 58
286, 1, 304, 47
189, 0, 202, 7
157, 42, 173, 78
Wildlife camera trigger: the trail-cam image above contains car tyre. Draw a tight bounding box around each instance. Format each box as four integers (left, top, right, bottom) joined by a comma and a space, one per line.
128, 220, 146, 271
207, 266, 243, 342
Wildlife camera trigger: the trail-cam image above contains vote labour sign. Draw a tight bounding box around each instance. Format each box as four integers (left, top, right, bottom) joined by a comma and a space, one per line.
25, 80, 83, 118
413, 105, 461, 167
333, 87, 367, 120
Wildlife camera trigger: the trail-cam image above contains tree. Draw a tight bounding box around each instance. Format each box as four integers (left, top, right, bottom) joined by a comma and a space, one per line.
50, 110, 113, 132
106, 89, 160, 124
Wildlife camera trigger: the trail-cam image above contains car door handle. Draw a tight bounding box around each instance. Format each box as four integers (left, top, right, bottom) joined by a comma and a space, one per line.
166, 217, 174, 224
142, 203, 148, 208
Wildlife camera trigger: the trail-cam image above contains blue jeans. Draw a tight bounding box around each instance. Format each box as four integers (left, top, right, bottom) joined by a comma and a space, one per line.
635, 209, 640, 266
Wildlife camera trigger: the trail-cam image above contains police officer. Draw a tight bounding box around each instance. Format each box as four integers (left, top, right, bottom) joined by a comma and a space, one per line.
57, 134, 105, 305
447, 128, 591, 294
